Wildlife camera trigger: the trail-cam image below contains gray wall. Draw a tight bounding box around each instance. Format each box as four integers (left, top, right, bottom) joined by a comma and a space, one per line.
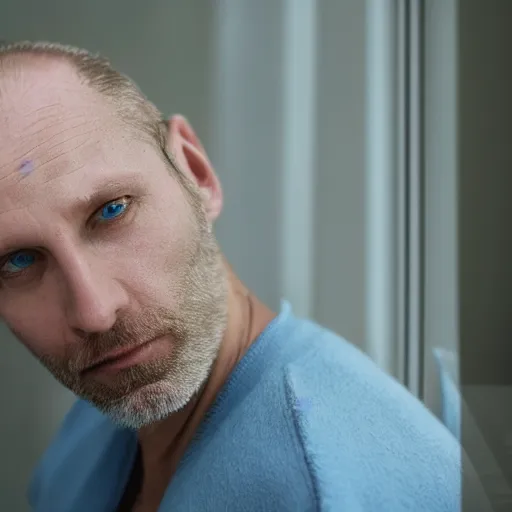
210, 0, 368, 344
314, 0, 367, 345
0, 1, 369, 510
207, 0, 284, 311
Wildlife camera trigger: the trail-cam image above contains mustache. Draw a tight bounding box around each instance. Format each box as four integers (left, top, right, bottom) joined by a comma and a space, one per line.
69, 309, 184, 373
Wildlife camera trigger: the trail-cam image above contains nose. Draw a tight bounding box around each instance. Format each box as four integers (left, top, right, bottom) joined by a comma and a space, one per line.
61, 252, 129, 335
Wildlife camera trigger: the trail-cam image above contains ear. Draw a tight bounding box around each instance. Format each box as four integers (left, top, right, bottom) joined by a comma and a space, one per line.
165, 115, 223, 222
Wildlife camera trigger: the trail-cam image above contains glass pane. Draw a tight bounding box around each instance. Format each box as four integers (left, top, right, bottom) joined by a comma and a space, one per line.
423, 0, 512, 508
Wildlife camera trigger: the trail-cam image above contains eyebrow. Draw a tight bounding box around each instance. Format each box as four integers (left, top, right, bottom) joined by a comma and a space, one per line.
68, 174, 146, 217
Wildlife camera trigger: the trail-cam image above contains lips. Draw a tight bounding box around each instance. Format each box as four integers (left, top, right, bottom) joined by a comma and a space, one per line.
82, 340, 152, 374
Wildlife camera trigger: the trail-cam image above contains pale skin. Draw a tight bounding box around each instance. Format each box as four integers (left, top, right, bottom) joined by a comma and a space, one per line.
0, 59, 275, 511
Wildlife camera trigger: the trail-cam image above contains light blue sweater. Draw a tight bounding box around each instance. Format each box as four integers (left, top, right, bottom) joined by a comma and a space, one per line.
29, 302, 461, 511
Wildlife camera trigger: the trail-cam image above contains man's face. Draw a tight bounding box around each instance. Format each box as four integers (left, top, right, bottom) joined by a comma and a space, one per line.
0, 61, 228, 429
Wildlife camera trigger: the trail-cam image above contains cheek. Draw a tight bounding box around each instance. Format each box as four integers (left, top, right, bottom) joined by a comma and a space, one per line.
3, 301, 65, 360
113, 203, 198, 302
0, 269, 74, 359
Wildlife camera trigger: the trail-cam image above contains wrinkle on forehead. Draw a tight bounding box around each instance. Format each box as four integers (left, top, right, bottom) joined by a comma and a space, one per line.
0, 59, 122, 187
0, 114, 103, 192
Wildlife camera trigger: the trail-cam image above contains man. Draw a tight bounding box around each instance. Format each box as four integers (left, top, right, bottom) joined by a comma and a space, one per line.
0, 41, 459, 512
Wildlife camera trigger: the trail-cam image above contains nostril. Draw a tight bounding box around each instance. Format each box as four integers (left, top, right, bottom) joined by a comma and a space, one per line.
72, 327, 88, 338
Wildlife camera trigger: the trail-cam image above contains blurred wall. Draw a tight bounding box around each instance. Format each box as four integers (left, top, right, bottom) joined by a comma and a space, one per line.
0, 1, 368, 510
314, 0, 367, 346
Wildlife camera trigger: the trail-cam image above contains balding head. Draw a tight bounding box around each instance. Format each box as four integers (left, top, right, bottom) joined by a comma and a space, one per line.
0, 41, 166, 150
0, 41, 227, 430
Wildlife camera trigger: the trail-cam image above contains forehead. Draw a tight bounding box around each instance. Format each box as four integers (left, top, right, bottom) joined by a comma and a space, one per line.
0, 57, 103, 139
0, 60, 162, 242
0, 59, 120, 179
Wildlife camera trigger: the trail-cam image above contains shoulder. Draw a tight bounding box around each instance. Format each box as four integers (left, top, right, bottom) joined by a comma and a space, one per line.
280, 320, 461, 511
28, 399, 117, 508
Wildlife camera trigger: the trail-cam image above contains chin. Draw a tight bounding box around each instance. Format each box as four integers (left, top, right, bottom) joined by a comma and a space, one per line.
98, 376, 205, 430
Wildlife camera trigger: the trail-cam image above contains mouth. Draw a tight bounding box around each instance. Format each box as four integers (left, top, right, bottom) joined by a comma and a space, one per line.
82, 338, 158, 377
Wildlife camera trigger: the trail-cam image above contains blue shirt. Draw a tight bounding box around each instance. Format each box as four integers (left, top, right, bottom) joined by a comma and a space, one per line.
29, 302, 461, 511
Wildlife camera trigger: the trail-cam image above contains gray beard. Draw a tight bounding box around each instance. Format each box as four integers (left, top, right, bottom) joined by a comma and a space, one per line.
36, 208, 229, 430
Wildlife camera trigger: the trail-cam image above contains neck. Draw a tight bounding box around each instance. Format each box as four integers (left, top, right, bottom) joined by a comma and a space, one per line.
136, 265, 276, 476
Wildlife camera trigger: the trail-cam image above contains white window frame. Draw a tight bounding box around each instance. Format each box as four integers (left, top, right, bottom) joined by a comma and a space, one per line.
365, 0, 424, 395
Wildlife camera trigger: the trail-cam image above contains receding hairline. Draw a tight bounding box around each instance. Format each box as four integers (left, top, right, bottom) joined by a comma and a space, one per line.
0, 40, 167, 151
0, 41, 201, 198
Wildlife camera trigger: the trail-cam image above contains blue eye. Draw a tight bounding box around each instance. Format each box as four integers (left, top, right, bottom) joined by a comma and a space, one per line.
98, 198, 129, 221
2, 251, 36, 274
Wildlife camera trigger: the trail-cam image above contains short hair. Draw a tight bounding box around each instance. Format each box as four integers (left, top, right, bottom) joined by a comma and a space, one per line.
0, 40, 167, 152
